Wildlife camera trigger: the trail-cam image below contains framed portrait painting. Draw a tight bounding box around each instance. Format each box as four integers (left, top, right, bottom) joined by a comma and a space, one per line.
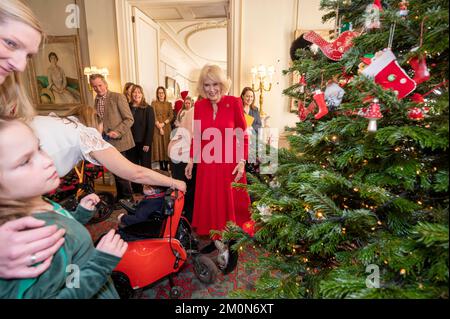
175, 82, 181, 99
165, 76, 176, 98
27, 35, 86, 113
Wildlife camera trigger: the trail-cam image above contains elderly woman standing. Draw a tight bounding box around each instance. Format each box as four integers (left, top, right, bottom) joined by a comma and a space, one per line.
151, 86, 173, 171
185, 65, 251, 266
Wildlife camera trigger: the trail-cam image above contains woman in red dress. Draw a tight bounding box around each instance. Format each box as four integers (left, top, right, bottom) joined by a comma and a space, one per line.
185, 65, 251, 262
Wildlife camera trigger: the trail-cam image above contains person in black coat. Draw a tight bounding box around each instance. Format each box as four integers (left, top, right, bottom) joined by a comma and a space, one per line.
127, 85, 155, 193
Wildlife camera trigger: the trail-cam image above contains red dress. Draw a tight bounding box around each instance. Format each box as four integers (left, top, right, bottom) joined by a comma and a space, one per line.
191, 95, 251, 236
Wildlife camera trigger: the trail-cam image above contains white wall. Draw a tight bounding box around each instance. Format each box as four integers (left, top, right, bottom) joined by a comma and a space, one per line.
25, 0, 76, 36
159, 39, 198, 101
298, 0, 335, 31
160, 61, 197, 102
27, 0, 126, 104
241, 0, 298, 132
84, 0, 122, 94
24, 0, 92, 106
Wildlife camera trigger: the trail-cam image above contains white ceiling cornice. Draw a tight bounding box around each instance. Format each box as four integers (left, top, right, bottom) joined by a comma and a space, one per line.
133, 0, 229, 69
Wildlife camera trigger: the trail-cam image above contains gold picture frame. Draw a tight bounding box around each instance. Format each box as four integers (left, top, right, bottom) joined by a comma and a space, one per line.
27, 35, 86, 114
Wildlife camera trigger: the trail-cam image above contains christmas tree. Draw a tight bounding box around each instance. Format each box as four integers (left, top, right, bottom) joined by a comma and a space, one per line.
223, 0, 448, 298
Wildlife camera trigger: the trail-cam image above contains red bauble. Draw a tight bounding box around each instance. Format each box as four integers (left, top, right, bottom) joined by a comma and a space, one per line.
409, 56, 430, 85
410, 93, 425, 104
408, 107, 424, 120
242, 220, 256, 237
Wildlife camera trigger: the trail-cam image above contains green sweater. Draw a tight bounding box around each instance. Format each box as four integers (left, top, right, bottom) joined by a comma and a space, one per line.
0, 201, 120, 299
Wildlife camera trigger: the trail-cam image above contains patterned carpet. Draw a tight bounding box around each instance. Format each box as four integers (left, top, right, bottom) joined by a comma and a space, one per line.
85, 209, 260, 299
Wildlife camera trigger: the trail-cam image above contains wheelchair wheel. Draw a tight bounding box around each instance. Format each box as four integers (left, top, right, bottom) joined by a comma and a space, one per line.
111, 271, 135, 299
176, 219, 196, 251
88, 192, 115, 224
170, 286, 182, 299
59, 195, 78, 212
193, 255, 218, 284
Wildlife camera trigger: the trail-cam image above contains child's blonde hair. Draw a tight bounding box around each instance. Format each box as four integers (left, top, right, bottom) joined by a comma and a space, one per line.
60, 105, 103, 130
176, 96, 193, 123
0, 116, 41, 225
0, 0, 45, 122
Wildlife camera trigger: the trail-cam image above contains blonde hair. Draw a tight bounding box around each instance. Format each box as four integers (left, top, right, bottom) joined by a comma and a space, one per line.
177, 96, 193, 123
0, 0, 45, 122
196, 65, 231, 99
61, 105, 102, 129
0, 116, 41, 225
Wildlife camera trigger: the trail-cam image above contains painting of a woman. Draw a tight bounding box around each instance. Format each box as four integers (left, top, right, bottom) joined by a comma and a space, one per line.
46, 52, 80, 104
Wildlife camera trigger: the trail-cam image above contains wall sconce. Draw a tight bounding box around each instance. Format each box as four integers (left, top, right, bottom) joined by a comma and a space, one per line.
251, 64, 274, 117
84, 66, 109, 90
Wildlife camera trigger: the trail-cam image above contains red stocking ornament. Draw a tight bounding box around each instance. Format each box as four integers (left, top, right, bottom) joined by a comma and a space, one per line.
362, 48, 416, 99
298, 100, 307, 121
303, 31, 359, 61
298, 100, 317, 121
410, 93, 425, 104
307, 100, 316, 115
409, 56, 430, 85
313, 90, 329, 119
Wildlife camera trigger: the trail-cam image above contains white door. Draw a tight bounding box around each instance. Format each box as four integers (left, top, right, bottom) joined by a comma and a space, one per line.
132, 7, 160, 100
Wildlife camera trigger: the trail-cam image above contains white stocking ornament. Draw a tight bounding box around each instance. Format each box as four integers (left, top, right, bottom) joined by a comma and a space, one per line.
362, 48, 417, 99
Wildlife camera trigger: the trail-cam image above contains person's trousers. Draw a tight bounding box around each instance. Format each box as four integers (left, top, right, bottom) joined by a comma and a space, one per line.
159, 161, 169, 171
113, 151, 133, 201
171, 161, 196, 223
126, 143, 151, 193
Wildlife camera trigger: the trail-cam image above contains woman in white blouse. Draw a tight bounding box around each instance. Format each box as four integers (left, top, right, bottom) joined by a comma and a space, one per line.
0, 0, 185, 279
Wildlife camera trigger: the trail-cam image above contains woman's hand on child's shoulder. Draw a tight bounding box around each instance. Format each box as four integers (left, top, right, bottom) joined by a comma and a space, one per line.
0, 217, 65, 279
95, 229, 128, 258
79, 193, 100, 211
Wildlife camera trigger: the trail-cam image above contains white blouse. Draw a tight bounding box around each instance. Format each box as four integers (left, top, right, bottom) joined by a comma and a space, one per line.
169, 107, 194, 163
31, 115, 112, 177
